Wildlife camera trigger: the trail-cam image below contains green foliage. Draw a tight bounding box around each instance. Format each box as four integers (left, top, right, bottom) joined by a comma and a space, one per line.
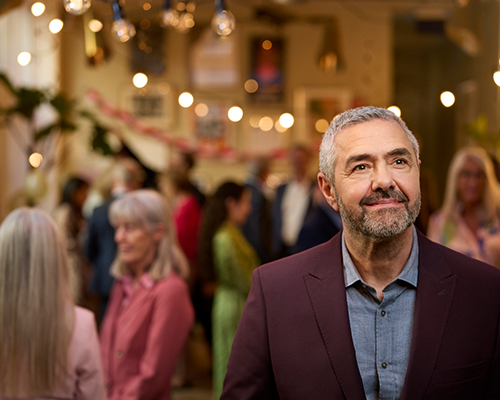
463, 115, 500, 150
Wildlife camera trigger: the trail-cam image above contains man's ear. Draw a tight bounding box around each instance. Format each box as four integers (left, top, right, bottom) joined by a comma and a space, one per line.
317, 173, 339, 212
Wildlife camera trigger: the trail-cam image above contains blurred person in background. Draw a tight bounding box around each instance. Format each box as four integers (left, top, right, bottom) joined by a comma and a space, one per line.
84, 157, 145, 320
428, 146, 500, 268
0, 207, 105, 400
169, 150, 206, 207
53, 177, 94, 309
100, 189, 194, 400
198, 181, 260, 399
272, 144, 315, 259
241, 156, 273, 264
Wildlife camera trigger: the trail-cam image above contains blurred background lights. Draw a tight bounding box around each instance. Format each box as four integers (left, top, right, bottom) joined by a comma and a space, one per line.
157, 82, 171, 94
178, 92, 194, 108
195, 103, 209, 117
440, 91, 455, 107
64, 0, 91, 16
279, 113, 294, 129
244, 79, 259, 93
387, 105, 401, 117
132, 73, 148, 88
29, 152, 43, 168
274, 120, 287, 133
17, 52, 32, 66
259, 116, 274, 132
494, 71, 500, 87
262, 39, 272, 50
228, 106, 243, 122
315, 118, 330, 133
249, 116, 260, 128
88, 19, 103, 32
31, 2, 45, 16
49, 19, 64, 34
143, 2, 151, 11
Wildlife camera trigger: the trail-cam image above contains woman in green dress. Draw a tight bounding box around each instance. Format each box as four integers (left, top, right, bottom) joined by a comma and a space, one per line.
199, 181, 260, 399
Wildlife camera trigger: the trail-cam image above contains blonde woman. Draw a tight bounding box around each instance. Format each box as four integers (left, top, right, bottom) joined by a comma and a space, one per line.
0, 207, 105, 399
428, 147, 500, 267
99, 190, 194, 400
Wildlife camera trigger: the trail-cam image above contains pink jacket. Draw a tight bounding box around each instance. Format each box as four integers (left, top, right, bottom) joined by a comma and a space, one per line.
31, 306, 106, 400
100, 272, 194, 400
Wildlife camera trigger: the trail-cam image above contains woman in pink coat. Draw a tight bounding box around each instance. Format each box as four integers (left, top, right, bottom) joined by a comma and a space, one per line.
100, 189, 194, 400
0, 207, 106, 400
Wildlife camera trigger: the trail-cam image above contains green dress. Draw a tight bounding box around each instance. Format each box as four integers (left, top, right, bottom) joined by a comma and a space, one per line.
212, 222, 260, 399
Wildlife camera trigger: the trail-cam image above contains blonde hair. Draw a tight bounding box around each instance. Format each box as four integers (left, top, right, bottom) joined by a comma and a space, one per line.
0, 207, 74, 397
109, 190, 189, 281
441, 147, 500, 223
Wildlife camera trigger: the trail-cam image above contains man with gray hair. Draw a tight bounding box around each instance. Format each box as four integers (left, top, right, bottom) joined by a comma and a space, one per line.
222, 106, 500, 399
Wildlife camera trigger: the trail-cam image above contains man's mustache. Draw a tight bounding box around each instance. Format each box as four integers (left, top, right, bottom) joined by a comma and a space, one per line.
360, 189, 409, 206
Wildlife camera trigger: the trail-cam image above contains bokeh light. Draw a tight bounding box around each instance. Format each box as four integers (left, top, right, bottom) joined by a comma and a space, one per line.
179, 92, 194, 108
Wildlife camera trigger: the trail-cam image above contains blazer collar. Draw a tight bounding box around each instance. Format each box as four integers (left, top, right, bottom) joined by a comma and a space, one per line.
304, 233, 367, 400
400, 231, 456, 400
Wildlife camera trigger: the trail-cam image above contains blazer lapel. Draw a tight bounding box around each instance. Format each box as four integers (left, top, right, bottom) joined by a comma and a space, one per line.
400, 232, 457, 400
303, 235, 366, 400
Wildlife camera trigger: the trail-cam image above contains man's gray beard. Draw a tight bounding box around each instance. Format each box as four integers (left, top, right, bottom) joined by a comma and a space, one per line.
334, 187, 421, 241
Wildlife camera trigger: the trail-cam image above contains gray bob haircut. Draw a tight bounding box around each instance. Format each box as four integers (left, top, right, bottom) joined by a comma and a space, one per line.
319, 106, 420, 182
109, 189, 189, 281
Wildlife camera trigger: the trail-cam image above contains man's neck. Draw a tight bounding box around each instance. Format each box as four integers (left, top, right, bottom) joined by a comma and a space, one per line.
344, 227, 414, 300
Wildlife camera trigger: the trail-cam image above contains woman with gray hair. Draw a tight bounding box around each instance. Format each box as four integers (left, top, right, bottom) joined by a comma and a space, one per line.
99, 189, 194, 400
428, 146, 500, 267
0, 207, 105, 399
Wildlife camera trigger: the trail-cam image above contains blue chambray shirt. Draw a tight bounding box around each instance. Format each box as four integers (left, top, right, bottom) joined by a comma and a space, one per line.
343, 227, 419, 400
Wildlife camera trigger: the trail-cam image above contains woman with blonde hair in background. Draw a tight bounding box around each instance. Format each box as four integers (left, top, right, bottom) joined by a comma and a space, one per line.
0, 207, 105, 399
99, 189, 194, 400
428, 146, 500, 267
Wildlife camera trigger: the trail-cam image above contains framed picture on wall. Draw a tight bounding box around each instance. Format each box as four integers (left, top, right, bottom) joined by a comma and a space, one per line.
119, 82, 175, 129
243, 114, 289, 154
191, 100, 234, 151
293, 86, 353, 143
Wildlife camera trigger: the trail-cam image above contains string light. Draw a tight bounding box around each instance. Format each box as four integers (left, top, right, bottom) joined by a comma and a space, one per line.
244, 79, 258, 93
387, 105, 401, 117
29, 152, 43, 168
64, 0, 91, 16
315, 119, 329, 133
493, 71, 500, 87
259, 116, 273, 132
133, 73, 148, 88
178, 92, 194, 108
440, 91, 455, 107
195, 103, 209, 117
228, 106, 243, 122
212, 0, 235, 36
49, 19, 64, 34
111, 0, 136, 42
279, 113, 294, 128
31, 2, 45, 16
17, 52, 32, 66
88, 19, 103, 33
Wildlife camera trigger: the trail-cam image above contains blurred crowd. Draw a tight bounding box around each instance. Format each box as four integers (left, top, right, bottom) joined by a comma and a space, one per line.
2, 142, 500, 400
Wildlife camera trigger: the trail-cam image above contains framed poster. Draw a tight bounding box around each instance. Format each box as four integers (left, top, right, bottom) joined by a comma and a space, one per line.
293, 86, 353, 143
191, 100, 234, 151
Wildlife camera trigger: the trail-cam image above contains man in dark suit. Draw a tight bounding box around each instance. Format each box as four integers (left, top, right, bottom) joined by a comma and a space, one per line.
222, 106, 500, 399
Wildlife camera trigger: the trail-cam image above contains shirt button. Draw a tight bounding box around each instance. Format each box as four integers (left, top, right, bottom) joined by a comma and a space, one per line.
381, 310, 386, 317
117, 350, 124, 358
382, 362, 388, 369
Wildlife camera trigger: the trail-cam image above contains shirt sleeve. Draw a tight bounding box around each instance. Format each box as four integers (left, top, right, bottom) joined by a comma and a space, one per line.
115, 277, 194, 400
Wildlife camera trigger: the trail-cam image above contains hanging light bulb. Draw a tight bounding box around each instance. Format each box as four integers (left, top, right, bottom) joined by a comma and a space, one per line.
111, 0, 136, 43
161, 0, 179, 27
212, 0, 235, 36
64, 0, 91, 16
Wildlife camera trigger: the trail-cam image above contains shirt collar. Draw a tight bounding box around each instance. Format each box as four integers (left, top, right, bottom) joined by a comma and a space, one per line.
343, 226, 419, 289
121, 272, 155, 293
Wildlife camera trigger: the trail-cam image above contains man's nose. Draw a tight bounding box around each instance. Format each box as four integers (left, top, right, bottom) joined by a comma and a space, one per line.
371, 165, 395, 192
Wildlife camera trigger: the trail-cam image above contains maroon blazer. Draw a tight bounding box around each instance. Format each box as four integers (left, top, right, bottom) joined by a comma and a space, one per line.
221, 231, 500, 400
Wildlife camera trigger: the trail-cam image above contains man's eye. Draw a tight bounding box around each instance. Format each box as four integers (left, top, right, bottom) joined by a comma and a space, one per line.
353, 164, 367, 171
395, 159, 407, 165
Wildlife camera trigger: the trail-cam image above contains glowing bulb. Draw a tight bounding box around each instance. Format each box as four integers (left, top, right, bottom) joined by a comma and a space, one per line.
440, 91, 455, 107
31, 2, 45, 16
244, 79, 258, 93
387, 106, 401, 117
228, 106, 243, 122
88, 19, 103, 32
112, 19, 136, 43
259, 116, 273, 132
161, 9, 179, 27
211, 10, 235, 36
315, 119, 329, 133
275, 120, 287, 133
262, 40, 272, 50
279, 113, 294, 129
249, 116, 260, 128
49, 19, 64, 34
17, 52, 32, 66
494, 71, 500, 87
176, 12, 195, 33
64, 0, 91, 15
143, 2, 151, 11
195, 103, 209, 117
133, 73, 148, 88
29, 152, 43, 168
178, 92, 194, 108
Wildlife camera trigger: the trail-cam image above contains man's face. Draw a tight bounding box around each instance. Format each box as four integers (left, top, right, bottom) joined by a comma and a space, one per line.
318, 119, 421, 241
